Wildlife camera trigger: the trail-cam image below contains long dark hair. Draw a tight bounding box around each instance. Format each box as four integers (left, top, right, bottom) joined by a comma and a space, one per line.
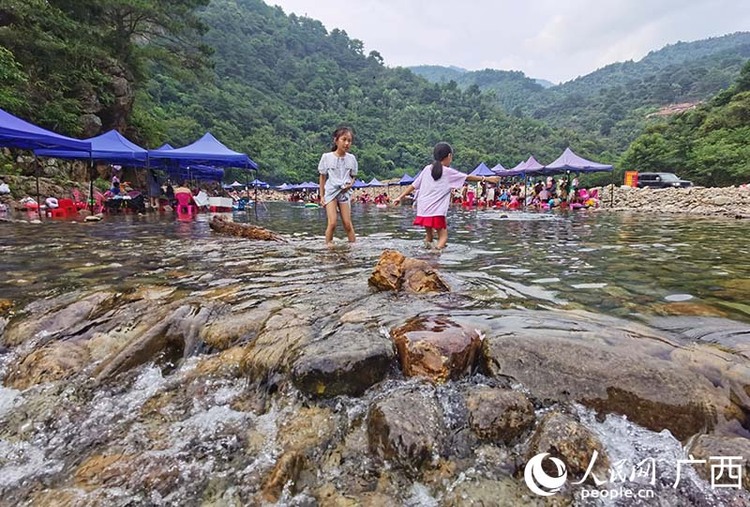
331, 126, 354, 151
431, 142, 453, 180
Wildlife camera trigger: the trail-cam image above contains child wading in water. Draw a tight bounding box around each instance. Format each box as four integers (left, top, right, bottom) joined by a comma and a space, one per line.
394, 142, 500, 249
319, 127, 358, 245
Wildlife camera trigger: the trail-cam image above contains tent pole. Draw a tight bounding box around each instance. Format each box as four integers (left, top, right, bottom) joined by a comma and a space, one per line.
35, 154, 41, 220
522, 172, 527, 211
88, 158, 95, 214
610, 170, 615, 208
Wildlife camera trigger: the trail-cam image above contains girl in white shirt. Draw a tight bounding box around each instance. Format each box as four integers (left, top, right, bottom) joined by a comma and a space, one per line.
318, 127, 358, 245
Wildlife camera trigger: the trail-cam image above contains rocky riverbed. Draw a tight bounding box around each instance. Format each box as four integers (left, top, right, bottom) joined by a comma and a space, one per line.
1, 243, 749, 505
598, 184, 750, 217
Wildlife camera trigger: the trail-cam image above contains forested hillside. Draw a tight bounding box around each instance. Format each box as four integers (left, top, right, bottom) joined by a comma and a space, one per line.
137, 0, 593, 183
413, 33, 750, 154
619, 60, 750, 186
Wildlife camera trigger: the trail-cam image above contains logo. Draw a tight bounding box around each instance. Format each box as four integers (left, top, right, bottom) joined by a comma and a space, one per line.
524, 452, 568, 496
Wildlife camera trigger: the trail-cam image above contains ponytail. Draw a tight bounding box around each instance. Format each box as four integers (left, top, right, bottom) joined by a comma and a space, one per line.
431, 161, 443, 180
430, 142, 453, 181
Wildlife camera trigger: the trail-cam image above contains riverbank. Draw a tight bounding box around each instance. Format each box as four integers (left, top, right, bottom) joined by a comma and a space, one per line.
2, 173, 750, 217
597, 184, 750, 217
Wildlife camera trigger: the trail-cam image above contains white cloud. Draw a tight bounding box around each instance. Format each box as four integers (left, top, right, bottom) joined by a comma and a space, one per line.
269, 0, 750, 83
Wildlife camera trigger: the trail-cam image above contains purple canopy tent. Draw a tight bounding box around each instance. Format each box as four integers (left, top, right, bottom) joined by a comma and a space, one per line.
543, 147, 613, 174
398, 173, 414, 185
469, 162, 496, 177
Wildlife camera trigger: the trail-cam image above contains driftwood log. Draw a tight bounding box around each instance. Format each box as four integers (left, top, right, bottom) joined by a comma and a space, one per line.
209, 216, 286, 242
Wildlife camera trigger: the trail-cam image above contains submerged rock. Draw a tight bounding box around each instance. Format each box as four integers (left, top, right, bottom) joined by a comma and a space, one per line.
391, 316, 481, 383
369, 249, 449, 293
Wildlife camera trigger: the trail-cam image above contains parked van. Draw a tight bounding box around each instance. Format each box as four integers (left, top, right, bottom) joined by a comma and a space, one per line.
636, 172, 693, 189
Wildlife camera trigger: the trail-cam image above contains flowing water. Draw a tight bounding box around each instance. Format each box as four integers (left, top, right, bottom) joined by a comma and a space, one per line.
1, 204, 749, 506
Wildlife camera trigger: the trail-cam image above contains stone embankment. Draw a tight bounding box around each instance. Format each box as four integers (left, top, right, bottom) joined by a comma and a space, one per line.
598, 184, 750, 217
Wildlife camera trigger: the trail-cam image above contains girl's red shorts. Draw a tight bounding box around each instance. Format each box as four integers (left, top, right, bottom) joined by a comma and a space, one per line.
413, 215, 447, 229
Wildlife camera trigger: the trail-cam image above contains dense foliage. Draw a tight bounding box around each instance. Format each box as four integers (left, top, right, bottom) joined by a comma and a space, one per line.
137, 0, 599, 183
619, 60, 750, 186
0, 0, 210, 134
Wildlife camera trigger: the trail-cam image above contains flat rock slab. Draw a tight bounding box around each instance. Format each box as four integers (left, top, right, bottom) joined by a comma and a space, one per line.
481, 310, 739, 441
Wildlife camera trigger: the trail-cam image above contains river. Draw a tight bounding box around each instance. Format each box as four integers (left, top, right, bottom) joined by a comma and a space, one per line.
0, 204, 748, 505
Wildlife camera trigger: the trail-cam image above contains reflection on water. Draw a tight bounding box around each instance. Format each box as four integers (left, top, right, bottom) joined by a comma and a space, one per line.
2, 204, 748, 323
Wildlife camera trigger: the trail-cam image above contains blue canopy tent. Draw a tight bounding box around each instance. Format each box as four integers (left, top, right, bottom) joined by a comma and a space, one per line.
367, 177, 385, 187
490, 163, 506, 174
35, 129, 149, 214
0, 108, 92, 217
149, 132, 259, 211
352, 179, 368, 189
0, 108, 91, 151
276, 183, 292, 191
148, 132, 257, 169
36, 129, 149, 165
469, 162, 496, 177
398, 173, 414, 185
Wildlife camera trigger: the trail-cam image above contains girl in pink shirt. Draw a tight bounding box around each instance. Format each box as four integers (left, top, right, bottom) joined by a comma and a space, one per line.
394, 142, 499, 249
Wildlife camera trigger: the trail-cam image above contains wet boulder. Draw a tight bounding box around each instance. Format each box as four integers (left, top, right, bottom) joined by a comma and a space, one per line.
527, 411, 610, 481
369, 250, 448, 293
466, 386, 535, 443
240, 306, 314, 383
392, 316, 482, 383
482, 310, 727, 441
367, 385, 445, 473
3, 291, 114, 347
291, 324, 395, 397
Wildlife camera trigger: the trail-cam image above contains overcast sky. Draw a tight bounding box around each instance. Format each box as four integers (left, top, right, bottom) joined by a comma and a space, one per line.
269, 0, 750, 84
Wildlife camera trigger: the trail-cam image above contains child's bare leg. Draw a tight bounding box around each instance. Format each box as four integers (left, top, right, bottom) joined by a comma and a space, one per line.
424, 227, 434, 246
339, 202, 356, 242
325, 201, 338, 244
436, 228, 449, 249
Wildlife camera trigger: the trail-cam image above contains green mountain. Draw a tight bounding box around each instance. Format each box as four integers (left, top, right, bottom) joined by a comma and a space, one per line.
135, 0, 590, 183
412, 32, 750, 152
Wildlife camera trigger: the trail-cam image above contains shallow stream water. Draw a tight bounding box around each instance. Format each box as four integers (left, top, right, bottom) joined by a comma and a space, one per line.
1, 204, 749, 506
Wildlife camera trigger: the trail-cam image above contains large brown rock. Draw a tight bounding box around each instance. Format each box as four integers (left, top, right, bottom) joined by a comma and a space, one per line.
209, 216, 285, 241
392, 316, 481, 383
5, 340, 90, 389
690, 434, 750, 490
369, 250, 448, 293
